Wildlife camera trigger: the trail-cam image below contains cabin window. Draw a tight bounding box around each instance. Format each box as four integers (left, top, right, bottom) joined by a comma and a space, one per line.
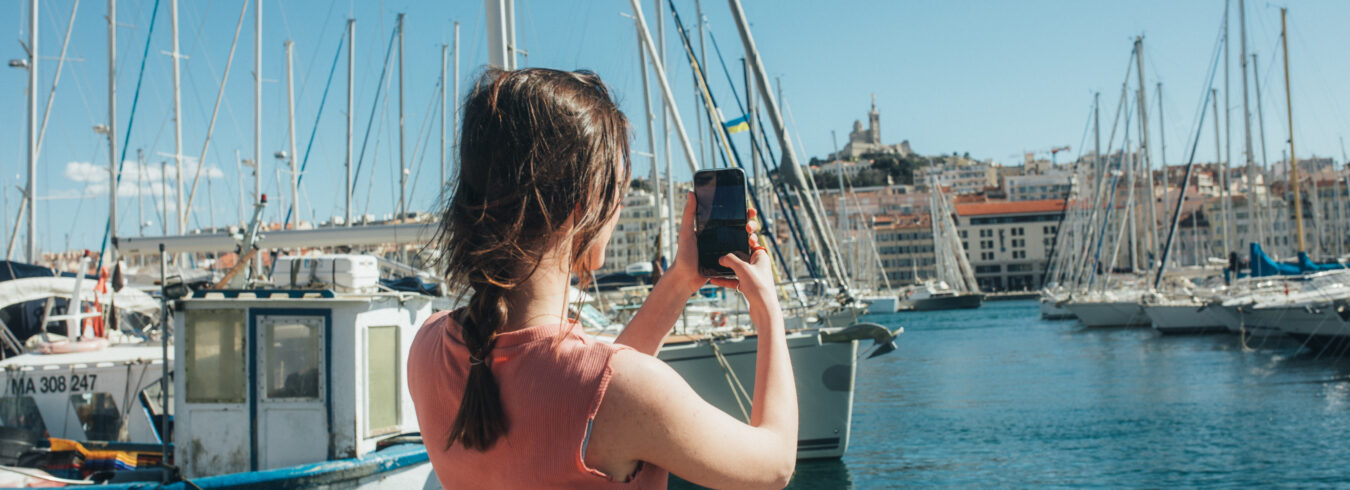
262, 316, 322, 400
366, 326, 400, 435
70, 393, 121, 441
0, 396, 46, 434
186, 309, 246, 403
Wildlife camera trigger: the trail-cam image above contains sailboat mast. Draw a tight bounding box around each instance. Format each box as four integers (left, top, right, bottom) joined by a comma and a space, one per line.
627, 0, 701, 174
26, 0, 38, 262
1134, 36, 1158, 270
634, 17, 660, 247
440, 42, 448, 205
1221, 0, 1233, 261
727, 0, 851, 291
1156, 82, 1168, 266
1213, 89, 1230, 261
285, 41, 298, 228
1281, 8, 1304, 253
1237, 0, 1263, 249
108, 0, 119, 267
454, 20, 460, 180
346, 18, 354, 226
253, 1, 262, 210
656, 0, 675, 261
397, 13, 406, 218
171, 0, 184, 234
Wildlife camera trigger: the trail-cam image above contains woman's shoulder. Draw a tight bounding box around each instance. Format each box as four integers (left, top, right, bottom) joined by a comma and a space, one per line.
601, 348, 689, 412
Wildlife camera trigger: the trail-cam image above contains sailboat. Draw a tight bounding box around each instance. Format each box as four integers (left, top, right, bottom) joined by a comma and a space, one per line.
901, 174, 983, 311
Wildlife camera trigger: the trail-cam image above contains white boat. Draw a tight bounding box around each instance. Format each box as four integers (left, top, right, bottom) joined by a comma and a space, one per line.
1141, 301, 1227, 334
903, 281, 983, 311
1039, 291, 1075, 320
658, 329, 860, 459
1140, 288, 1227, 334
1063, 289, 1151, 328
1244, 271, 1350, 351
861, 294, 900, 314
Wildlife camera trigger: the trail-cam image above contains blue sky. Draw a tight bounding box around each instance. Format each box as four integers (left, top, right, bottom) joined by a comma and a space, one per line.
3, 0, 1350, 254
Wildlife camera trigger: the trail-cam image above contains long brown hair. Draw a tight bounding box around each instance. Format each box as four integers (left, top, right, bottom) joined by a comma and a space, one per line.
435, 68, 630, 451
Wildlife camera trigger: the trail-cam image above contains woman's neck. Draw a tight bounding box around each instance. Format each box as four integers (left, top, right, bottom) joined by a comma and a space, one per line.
500, 261, 573, 333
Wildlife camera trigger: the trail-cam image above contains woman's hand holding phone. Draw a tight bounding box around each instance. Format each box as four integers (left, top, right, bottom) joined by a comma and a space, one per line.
706, 208, 775, 304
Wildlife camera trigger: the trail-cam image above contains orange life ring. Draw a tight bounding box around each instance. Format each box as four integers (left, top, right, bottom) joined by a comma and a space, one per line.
708, 311, 727, 328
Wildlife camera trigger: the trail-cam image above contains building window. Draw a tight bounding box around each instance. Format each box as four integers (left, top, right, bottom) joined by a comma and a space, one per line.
186, 309, 247, 403
1012, 250, 1026, 259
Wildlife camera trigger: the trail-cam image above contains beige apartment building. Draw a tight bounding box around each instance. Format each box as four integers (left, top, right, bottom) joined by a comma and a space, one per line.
953, 199, 1065, 291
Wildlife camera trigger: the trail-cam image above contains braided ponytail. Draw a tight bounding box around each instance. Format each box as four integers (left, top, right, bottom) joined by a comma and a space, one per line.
434, 68, 631, 451
446, 284, 510, 450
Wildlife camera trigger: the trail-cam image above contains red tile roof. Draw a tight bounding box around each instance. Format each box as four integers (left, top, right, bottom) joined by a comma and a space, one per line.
955, 199, 1065, 217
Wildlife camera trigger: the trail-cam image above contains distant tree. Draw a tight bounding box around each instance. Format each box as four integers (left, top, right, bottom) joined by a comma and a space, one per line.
630, 178, 650, 192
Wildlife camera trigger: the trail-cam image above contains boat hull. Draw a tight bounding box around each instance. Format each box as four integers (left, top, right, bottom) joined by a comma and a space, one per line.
1039, 297, 1074, 320
1063, 301, 1149, 327
1256, 302, 1350, 353
659, 331, 858, 460
1211, 303, 1285, 338
1142, 304, 1227, 335
910, 293, 983, 311
862, 295, 900, 314
85, 443, 438, 489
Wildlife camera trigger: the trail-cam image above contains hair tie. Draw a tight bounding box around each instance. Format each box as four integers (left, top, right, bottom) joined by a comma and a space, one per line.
468, 354, 484, 366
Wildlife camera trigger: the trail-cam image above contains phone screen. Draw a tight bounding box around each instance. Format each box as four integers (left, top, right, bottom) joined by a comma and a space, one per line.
694, 168, 750, 278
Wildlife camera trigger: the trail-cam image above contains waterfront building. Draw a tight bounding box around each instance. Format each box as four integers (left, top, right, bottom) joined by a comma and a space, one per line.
953, 199, 1065, 292
872, 214, 937, 284
1005, 172, 1072, 202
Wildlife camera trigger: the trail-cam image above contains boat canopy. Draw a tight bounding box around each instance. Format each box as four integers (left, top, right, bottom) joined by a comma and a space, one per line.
1249, 243, 1302, 277
0, 277, 160, 314
1297, 251, 1348, 273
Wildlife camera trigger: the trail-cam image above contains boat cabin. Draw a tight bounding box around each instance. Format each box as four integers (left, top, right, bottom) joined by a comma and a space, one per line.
172, 288, 433, 478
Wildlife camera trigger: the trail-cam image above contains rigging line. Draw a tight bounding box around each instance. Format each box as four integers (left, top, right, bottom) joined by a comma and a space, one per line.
668, 0, 796, 277
95, 0, 163, 273
282, 28, 346, 228
362, 71, 393, 219
294, 0, 341, 103
33, 0, 81, 157
351, 24, 400, 193
183, 0, 249, 230
705, 27, 747, 118
762, 95, 823, 278
403, 77, 444, 208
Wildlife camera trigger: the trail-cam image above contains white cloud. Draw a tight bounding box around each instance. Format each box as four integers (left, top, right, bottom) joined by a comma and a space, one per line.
62, 160, 227, 198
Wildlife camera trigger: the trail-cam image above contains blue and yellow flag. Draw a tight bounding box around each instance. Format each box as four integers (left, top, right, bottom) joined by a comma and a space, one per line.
723, 115, 749, 134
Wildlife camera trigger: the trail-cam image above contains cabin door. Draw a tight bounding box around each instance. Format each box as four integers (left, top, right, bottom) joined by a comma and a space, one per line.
253, 312, 329, 469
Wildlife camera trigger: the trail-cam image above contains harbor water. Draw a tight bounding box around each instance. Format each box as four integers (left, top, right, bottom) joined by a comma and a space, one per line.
686, 299, 1350, 488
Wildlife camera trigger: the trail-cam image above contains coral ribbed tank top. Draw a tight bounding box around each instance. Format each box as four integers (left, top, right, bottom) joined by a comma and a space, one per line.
408, 311, 668, 488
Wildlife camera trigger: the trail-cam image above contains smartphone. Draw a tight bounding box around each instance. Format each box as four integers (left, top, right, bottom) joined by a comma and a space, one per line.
693, 168, 751, 278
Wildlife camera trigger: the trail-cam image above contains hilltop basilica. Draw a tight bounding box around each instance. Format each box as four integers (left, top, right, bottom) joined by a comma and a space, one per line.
830, 95, 913, 161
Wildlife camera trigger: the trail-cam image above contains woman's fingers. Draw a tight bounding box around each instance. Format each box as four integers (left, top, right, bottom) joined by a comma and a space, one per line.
719, 253, 752, 276
681, 192, 696, 232
708, 277, 739, 289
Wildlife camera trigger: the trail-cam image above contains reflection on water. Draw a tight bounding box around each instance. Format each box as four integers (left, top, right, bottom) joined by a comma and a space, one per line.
673, 299, 1350, 487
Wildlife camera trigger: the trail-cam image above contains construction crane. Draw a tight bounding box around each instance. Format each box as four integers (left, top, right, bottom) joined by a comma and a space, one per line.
1015, 145, 1072, 167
